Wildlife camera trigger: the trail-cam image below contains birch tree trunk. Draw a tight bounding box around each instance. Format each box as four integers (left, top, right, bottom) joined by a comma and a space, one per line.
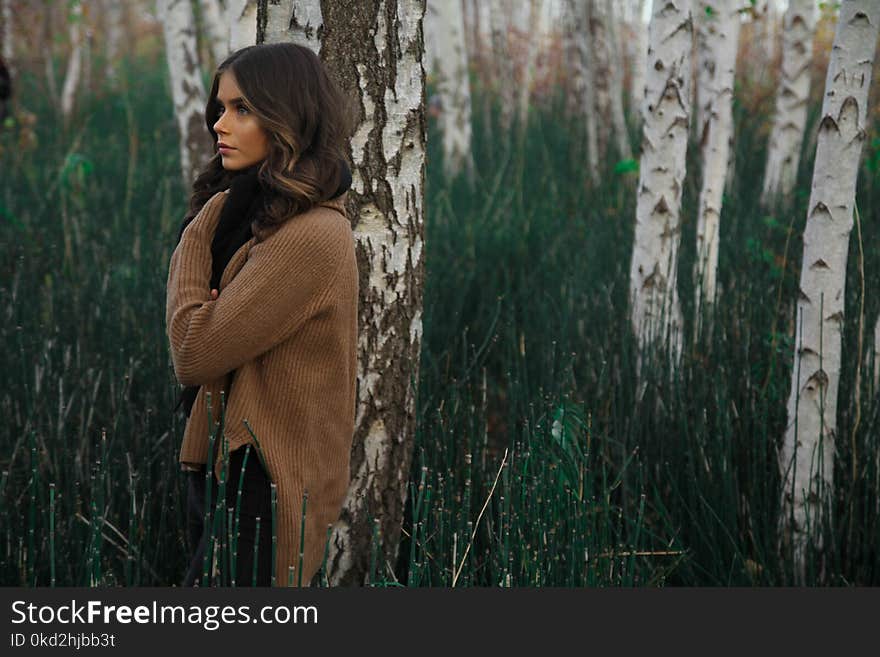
761, 0, 817, 205
60, 0, 83, 122
567, 0, 600, 185
628, 0, 691, 364
259, 0, 322, 51
563, 0, 586, 120
160, 0, 213, 186
780, 1, 880, 582
2, 0, 13, 79
693, 0, 713, 143
319, 0, 426, 587
43, 2, 59, 113
603, 0, 632, 160
587, 0, 611, 158
489, 0, 515, 135
693, 1, 740, 326
228, 0, 257, 51
82, 20, 93, 99
629, 0, 647, 122
103, 0, 124, 88
424, 0, 475, 181
517, 0, 541, 141
200, 0, 229, 66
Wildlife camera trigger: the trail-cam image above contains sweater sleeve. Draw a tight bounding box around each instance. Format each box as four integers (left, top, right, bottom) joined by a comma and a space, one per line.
165, 192, 349, 386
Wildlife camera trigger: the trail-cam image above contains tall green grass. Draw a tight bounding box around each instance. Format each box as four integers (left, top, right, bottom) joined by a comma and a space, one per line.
2, 52, 880, 587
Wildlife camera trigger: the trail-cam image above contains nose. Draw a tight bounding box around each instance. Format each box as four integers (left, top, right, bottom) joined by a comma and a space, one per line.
213, 111, 228, 135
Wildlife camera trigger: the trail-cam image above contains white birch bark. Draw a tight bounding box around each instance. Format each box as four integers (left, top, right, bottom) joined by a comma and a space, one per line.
228, 0, 257, 51
517, 0, 541, 139
60, 1, 83, 121
425, 0, 475, 181
160, 0, 213, 185
200, 0, 229, 66
603, 0, 632, 160
629, 0, 648, 122
693, 1, 740, 324
563, 0, 586, 119
568, 0, 599, 184
103, 0, 124, 87
628, 0, 691, 363
588, 0, 611, 157
489, 0, 515, 135
761, 0, 816, 205
43, 3, 59, 113
780, 1, 880, 581
82, 23, 93, 98
260, 0, 322, 52
693, 0, 712, 143
319, 0, 426, 587
2, 0, 13, 78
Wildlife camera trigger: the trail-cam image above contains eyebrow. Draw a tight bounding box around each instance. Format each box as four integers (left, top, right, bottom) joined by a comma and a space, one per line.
216, 96, 245, 104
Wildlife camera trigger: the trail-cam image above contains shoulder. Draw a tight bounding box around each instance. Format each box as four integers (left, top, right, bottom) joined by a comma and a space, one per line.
272, 200, 352, 249
252, 201, 353, 273
180, 190, 231, 241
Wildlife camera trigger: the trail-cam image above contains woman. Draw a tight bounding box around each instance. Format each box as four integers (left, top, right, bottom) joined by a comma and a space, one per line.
165, 43, 358, 587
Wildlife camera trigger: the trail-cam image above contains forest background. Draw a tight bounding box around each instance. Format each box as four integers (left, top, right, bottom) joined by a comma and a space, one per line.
2, 0, 880, 587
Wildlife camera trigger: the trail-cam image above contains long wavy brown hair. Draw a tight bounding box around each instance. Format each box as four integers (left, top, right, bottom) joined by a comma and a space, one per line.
185, 43, 354, 239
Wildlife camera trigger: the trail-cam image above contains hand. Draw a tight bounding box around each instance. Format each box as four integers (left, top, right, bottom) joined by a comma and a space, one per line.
210, 288, 219, 300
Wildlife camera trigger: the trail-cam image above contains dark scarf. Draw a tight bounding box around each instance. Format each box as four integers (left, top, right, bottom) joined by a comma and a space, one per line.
173, 160, 352, 417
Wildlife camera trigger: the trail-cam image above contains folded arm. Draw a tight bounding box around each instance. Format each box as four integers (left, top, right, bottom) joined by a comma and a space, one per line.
165, 192, 348, 386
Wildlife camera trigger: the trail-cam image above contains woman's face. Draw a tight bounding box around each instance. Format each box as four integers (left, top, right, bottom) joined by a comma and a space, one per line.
212, 71, 270, 170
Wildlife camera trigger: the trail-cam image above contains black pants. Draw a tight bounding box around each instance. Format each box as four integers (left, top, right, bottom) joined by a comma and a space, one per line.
182, 446, 273, 586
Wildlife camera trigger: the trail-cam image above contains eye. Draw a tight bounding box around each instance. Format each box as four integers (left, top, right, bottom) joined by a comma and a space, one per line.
236, 104, 249, 115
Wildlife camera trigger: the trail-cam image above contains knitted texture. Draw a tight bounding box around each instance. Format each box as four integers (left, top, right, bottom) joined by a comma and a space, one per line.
166, 189, 358, 586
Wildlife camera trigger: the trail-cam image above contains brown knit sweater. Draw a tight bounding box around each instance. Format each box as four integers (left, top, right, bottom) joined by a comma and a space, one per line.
165, 189, 358, 587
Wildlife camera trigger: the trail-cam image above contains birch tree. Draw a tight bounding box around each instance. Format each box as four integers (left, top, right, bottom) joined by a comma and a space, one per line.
587, 0, 612, 157
563, 0, 586, 119
780, 1, 880, 581
489, 0, 515, 135
228, 0, 257, 51
628, 0, 692, 364
602, 0, 632, 161
2, 0, 13, 80
200, 0, 229, 67
516, 0, 541, 141
566, 0, 600, 185
693, 1, 740, 326
160, 0, 213, 186
313, 0, 426, 586
424, 0, 475, 181
260, 0, 322, 51
60, 0, 84, 122
102, 0, 124, 88
761, 0, 817, 205
628, 0, 648, 122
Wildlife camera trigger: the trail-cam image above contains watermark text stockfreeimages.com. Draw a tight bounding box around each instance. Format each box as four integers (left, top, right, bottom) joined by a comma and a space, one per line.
10, 599, 317, 631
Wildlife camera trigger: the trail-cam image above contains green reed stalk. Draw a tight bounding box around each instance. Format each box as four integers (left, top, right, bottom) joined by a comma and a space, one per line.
270, 482, 277, 587
252, 516, 261, 586
49, 482, 56, 587
297, 490, 308, 587
125, 455, 136, 586
28, 430, 36, 586
1, 470, 8, 565
231, 444, 252, 586
201, 392, 216, 587
212, 429, 229, 586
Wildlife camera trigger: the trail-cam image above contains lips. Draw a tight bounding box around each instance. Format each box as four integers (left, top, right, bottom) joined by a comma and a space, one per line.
217, 142, 235, 150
